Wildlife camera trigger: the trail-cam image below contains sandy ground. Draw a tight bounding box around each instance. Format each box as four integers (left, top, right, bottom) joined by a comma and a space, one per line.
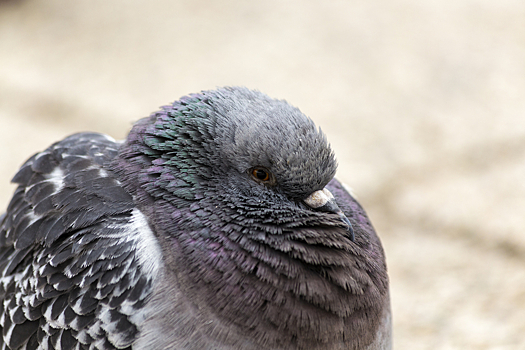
1, 1, 524, 349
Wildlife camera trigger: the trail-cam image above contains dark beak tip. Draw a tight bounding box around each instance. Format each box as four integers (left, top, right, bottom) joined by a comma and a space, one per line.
347, 225, 355, 242
339, 213, 355, 242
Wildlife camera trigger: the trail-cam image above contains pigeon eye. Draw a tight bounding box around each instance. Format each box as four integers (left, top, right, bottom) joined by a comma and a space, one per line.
250, 167, 273, 184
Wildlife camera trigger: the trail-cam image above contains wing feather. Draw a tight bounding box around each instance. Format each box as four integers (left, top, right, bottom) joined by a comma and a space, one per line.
0, 133, 163, 350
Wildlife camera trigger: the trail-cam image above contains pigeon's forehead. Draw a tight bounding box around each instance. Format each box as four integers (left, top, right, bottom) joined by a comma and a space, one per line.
210, 87, 315, 137
207, 87, 326, 157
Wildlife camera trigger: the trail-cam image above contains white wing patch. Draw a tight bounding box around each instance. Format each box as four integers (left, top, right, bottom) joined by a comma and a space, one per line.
128, 209, 163, 281
45, 166, 66, 195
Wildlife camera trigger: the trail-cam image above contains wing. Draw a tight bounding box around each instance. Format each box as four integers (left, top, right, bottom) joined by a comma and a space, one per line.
0, 133, 163, 350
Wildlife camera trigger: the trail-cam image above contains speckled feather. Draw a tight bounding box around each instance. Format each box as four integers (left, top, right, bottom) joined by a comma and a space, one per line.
0, 134, 162, 350
0, 87, 390, 350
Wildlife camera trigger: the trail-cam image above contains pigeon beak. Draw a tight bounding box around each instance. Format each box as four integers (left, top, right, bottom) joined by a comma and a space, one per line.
303, 188, 355, 242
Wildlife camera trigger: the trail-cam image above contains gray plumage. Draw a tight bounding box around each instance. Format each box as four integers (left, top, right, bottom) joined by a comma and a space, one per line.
0, 87, 391, 350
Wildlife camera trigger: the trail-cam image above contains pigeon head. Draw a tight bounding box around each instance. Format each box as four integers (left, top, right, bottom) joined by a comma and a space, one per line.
113, 87, 388, 349
208, 87, 337, 201
125, 87, 353, 236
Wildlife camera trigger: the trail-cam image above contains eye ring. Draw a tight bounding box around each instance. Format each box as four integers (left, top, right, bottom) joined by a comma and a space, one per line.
249, 166, 274, 184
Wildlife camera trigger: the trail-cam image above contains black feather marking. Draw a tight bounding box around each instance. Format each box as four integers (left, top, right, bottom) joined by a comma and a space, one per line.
50, 327, 62, 349
4, 204, 32, 245
31, 153, 58, 174
3, 247, 31, 275
26, 331, 39, 350
7, 320, 39, 349
99, 243, 125, 260
43, 217, 67, 247
62, 157, 92, 173
24, 304, 43, 321
76, 293, 99, 316
68, 313, 93, 331
10, 209, 33, 233
25, 182, 56, 205
126, 277, 148, 303
36, 319, 45, 343
52, 188, 80, 209
113, 316, 137, 345
99, 337, 118, 350
0, 252, 13, 273
68, 211, 106, 231
48, 272, 69, 286
59, 328, 76, 350
27, 173, 47, 188
99, 263, 127, 288
14, 217, 46, 250
11, 306, 26, 324
107, 250, 133, 269
70, 260, 104, 283
40, 263, 63, 278
2, 311, 12, 336
49, 249, 74, 268
68, 253, 99, 277
70, 231, 99, 251
41, 285, 62, 299
62, 306, 77, 325
11, 161, 36, 184
33, 197, 56, 217
79, 247, 105, 268
107, 288, 132, 309
54, 277, 75, 292
5, 187, 25, 213
50, 294, 69, 320
95, 285, 115, 301
34, 217, 61, 243
76, 271, 106, 291
7, 296, 17, 309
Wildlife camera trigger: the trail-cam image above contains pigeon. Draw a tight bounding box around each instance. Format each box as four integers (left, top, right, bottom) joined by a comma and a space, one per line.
0, 87, 391, 350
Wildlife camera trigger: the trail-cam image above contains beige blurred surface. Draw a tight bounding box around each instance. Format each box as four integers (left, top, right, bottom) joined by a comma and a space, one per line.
1, 1, 524, 349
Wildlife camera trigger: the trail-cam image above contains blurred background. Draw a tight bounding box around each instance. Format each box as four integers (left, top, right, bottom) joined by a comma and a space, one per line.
1, 1, 524, 349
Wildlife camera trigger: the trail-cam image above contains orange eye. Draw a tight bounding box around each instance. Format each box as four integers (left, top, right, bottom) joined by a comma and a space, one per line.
250, 167, 272, 183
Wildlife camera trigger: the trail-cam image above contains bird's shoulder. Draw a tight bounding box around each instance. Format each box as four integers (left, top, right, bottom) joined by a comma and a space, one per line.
0, 132, 163, 350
